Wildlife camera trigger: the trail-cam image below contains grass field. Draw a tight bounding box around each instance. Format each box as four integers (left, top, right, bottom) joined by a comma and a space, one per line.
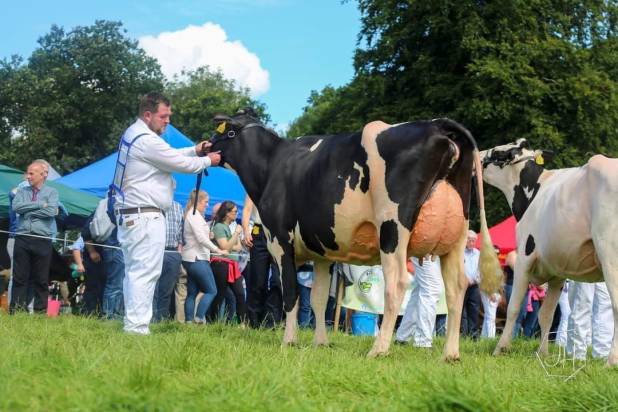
0, 314, 616, 411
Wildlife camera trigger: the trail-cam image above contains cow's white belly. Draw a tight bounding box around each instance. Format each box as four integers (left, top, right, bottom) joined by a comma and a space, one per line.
519, 168, 602, 281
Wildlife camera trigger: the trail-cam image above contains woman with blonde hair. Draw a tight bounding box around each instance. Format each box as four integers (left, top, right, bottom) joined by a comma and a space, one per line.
181, 190, 226, 323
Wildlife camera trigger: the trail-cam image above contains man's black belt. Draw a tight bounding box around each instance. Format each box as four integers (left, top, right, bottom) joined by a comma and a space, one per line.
165, 247, 178, 251
116, 207, 165, 216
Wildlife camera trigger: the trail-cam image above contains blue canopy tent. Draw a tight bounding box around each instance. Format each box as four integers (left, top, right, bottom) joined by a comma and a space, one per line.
57, 125, 246, 216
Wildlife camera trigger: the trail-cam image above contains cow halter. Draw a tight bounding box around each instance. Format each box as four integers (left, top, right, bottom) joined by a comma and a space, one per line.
483, 152, 539, 168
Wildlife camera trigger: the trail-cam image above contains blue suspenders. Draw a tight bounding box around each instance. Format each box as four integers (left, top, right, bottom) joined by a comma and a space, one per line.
107, 132, 148, 224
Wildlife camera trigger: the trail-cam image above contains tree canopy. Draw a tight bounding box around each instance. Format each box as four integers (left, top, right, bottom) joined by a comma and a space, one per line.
0, 20, 270, 175
166, 66, 270, 141
0, 20, 164, 173
288, 0, 618, 225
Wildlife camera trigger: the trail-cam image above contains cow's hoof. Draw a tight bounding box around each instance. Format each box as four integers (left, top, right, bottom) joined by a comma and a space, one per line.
606, 353, 618, 367
367, 348, 390, 358
313, 338, 330, 347
493, 346, 508, 356
282, 338, 298, 347
443, 354, 460, 363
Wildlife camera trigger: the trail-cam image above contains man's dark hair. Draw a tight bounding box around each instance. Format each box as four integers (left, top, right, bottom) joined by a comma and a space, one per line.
138, 92, 171, 115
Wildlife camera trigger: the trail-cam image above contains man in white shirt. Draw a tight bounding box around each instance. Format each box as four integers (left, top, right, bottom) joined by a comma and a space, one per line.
116, 92, 220, 335
461, 230, 481, 338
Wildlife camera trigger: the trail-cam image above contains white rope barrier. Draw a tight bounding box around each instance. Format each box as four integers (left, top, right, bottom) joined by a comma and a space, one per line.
0, 229, 244, 257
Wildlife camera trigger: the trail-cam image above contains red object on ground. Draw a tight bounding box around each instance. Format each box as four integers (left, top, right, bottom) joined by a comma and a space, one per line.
47, 299, 61, 317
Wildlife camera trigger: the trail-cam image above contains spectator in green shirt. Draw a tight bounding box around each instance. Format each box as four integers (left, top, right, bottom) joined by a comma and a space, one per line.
208, 201, 247, 325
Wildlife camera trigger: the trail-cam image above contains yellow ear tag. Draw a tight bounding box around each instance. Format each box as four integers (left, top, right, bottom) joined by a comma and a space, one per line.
535, 154, 544, 165
216, 122, 226, 134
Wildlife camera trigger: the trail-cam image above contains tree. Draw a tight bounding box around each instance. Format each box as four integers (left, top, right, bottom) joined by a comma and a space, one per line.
290, 0, 618, 225
0, 20, 164, 173
166, 66, 270, 141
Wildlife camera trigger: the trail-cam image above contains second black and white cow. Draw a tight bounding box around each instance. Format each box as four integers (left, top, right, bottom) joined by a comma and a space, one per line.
481, 139, 618, 365
210, 109, 500, 359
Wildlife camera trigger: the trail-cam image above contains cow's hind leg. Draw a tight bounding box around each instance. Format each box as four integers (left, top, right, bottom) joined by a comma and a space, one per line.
494, 252, 533, 356
537, 278, 564, 356
439, 226, 468, 362
311, 261, 331, 346
368, 223, 409, 358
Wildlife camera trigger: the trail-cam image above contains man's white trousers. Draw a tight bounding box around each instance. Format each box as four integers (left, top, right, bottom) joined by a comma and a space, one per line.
566, 281, 614, 360
396, 259, 443, 347
555, 282, 571, 347
480, 292, 500, 338
117, 211, 166, 335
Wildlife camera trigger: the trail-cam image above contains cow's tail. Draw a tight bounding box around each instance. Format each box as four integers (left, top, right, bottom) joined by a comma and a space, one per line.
434, 118, 502, 293
473, 150, 502, 294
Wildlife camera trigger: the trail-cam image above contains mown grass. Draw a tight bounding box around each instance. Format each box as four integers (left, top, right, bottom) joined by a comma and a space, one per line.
0, 314, 617, 411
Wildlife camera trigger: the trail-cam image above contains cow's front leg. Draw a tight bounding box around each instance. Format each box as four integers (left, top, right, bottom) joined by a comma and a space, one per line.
494, 253, 531, 356
368, 222, 410, 358
266, 233, 299, 347
311, 261, 331, 346
283, 299, 299, 345
537, 278, 564, 356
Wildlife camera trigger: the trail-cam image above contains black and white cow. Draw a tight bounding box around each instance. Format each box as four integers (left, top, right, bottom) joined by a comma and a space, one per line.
210, 109, 500, 359
481, 138, 618, 365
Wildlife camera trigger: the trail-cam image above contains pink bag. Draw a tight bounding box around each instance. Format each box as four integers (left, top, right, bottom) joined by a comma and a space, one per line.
47, 298, 61, 317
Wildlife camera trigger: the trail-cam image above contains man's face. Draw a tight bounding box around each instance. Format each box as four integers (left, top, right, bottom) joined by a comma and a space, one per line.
143, 103, 172, 135
26, 164, 46, 188
466, 235, 477, 249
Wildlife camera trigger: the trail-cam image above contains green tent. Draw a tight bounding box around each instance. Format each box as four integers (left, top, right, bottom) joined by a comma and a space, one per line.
0, 164, 100, 217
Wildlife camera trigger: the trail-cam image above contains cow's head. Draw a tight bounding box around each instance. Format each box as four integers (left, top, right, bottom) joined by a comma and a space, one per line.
209, 107, 281, 200
209, 107, 270, 169
480, 138, 554, 220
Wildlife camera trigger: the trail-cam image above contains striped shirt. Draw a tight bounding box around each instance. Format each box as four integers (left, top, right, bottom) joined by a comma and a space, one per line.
165, 201, 183, 249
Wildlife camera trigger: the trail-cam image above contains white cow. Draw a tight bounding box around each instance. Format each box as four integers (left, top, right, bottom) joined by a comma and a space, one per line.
480, 138, 618, 365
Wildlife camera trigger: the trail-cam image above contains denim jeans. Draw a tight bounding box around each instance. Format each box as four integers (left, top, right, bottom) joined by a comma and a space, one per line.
298, 283, 313, 328
183, 259, 217, 322
102, 245, 125, 320
515, 292, 540, 338
153, 251, 181, 322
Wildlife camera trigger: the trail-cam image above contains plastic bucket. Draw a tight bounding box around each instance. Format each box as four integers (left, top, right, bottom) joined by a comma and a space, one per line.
47, 299, 61, 317
351, 312, 378, 336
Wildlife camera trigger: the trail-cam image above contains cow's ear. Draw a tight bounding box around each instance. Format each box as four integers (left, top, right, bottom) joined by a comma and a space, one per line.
542, 150, 554, 163
213, 113, 232, 123
534, 150, 553, 165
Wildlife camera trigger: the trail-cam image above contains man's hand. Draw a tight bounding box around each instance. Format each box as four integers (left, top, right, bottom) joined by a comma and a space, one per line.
196, 141, 212, 156
76, 263, 85, 273
89, 250, 101, 263
208, 151, 221, 166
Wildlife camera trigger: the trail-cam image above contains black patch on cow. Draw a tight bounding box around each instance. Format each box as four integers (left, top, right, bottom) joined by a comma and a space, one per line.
525, 234, 535, 256
259, 131, 372, 256
512, 161, 543, 221
375, 120, 476, 229
379, 220, 398, 253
